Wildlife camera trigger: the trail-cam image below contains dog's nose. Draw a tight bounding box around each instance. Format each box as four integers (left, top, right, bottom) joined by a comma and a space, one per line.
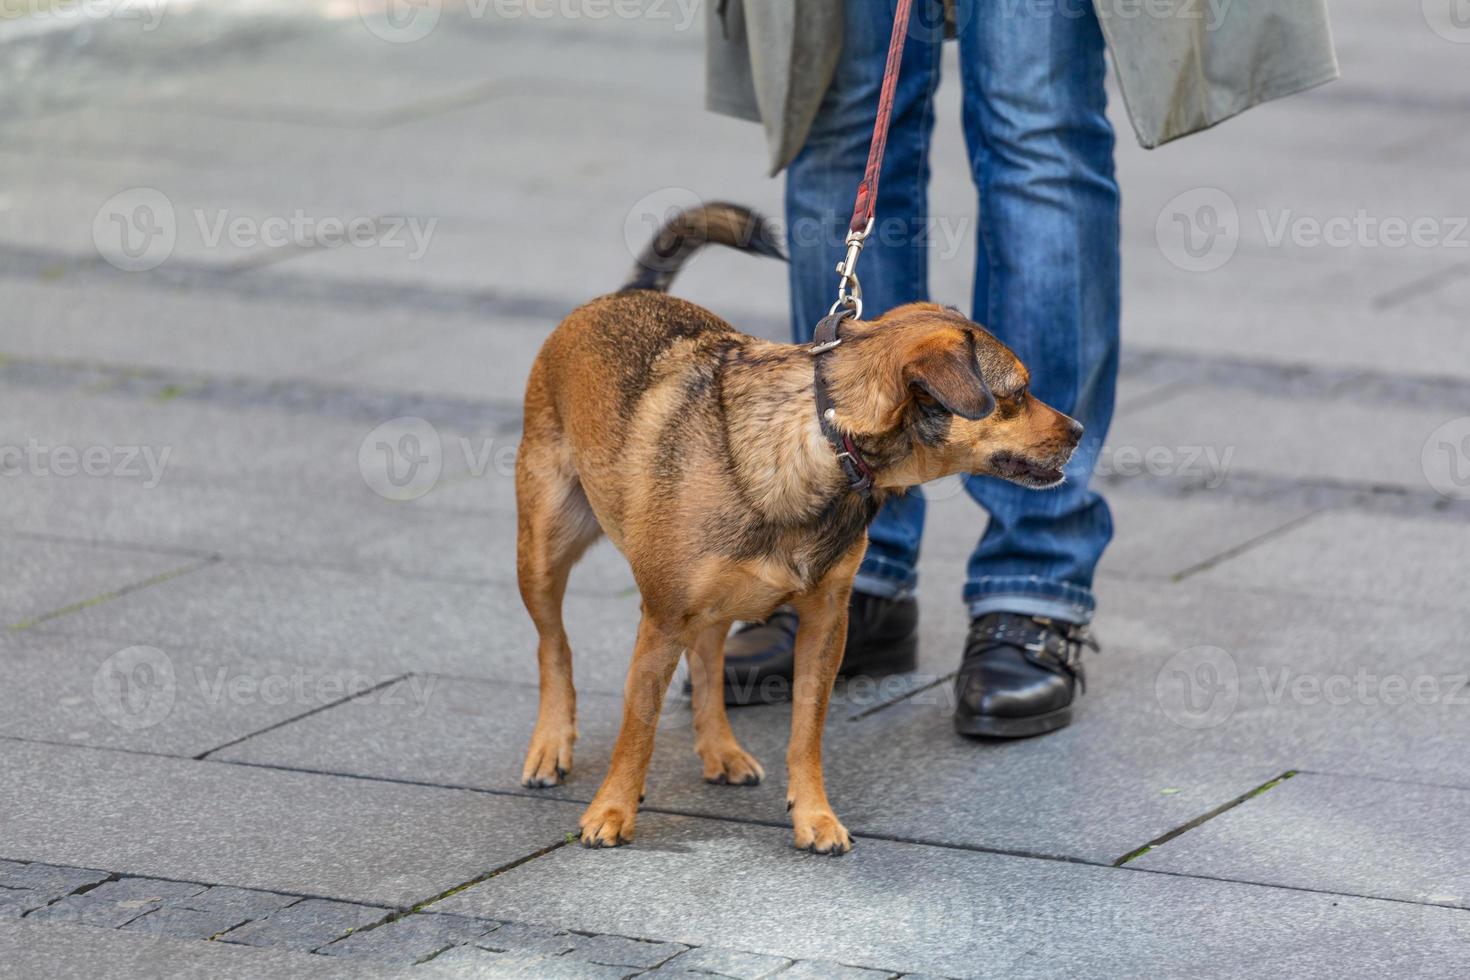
1065, 416, 1084, 443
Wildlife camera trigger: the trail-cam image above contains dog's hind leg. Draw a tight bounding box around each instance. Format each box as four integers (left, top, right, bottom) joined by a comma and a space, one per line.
579, 613, 686, 846
516, 422, 601, 789
688, 622, 764, 786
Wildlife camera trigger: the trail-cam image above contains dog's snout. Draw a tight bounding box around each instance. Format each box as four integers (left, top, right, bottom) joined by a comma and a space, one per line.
1064, 416, 1083, 444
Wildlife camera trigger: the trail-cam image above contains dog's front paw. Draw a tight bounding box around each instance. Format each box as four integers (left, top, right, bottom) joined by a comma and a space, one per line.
521, 726, 575, 788
579, 801, 636, 848
699, 743, 765, 787
790, 807, 853, 856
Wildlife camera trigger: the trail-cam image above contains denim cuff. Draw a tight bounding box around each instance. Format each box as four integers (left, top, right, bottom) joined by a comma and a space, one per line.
964, 575, 1095, 625
854, 554, 917, 600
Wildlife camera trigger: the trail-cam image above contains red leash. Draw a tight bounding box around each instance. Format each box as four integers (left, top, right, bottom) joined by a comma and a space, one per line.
808, 0, 916, 495
827, 0, 916, 323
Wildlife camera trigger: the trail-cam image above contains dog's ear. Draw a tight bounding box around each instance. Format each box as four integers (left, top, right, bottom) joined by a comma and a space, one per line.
903, 335, 995, 420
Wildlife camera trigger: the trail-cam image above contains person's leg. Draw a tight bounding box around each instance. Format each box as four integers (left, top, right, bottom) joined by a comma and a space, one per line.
786, 0, 947, 601
711, 0, 947, 705
956, 0, 1119, 624
949, 0, 1120, 736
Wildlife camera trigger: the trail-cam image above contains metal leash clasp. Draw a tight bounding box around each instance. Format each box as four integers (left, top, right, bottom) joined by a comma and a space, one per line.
827, 218, 874, 323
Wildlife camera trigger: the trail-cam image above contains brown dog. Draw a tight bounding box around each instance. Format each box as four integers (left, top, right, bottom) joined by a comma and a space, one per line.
516, 204, 1081, 854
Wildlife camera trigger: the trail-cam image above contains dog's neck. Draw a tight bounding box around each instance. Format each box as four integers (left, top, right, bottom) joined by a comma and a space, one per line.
721, 341, 901, 524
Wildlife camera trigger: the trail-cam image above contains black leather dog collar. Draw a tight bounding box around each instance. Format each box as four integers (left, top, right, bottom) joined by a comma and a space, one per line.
810, 312, 875, 496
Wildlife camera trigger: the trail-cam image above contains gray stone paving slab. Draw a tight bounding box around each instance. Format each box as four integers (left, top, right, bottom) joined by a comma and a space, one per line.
466, 921, 580, 957
1107, 383, 1455, 491
175, 884, 298, 918
26, 894, 157, 929
319, 911, 496, 961
1119, 263, 1470, 380
431, 943, 639, 978
121, 905, 250, 941
83, 877, 206, 905
660, 946, 792, 978
0, 918, 467, 980
1090, 577, 1470, 790
0, 537, 186, 629
92, 25, 511, 125
327, 316, 550, 404
434, 812, 1470, 980
0, 863, 108, 895
0, 888, 47, 918
1195, 511, 1470, 611
1134, 772, 1470, 908
573, 933, 689, 969
36, 558, 642, 693
0, 278, 443, 382
346, 510, 636, 598
772, 960, 896, 980
220, 897, 386, 952
212, 667, 1280, 865
1100, 491, 1316, 580
917, 480, 1315, 581
0, 630, 413, 758
0, 467, 512, 574
0, 740, 578, 907
0, 385, 486, 504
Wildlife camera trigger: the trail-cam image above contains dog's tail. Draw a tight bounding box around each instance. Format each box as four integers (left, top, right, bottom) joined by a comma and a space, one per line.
623, 202, 785, 293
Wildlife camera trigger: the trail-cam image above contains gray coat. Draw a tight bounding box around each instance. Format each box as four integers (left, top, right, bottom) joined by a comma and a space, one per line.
707, 0, 1339, 174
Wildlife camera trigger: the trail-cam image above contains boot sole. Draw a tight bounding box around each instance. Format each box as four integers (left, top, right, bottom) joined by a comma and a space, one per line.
722, 634, 919, 707
953, 704, 1074, 739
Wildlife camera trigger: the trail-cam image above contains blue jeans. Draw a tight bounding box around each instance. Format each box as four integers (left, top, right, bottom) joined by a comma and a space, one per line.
785, 0, 1120, 625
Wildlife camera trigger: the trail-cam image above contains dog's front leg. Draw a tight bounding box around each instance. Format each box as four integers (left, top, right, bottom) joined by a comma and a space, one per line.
786, 576, 857, 855
580, 613, 685, 847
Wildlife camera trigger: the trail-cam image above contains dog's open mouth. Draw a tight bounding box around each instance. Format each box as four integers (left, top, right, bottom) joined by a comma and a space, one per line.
988, 451, 1066, 487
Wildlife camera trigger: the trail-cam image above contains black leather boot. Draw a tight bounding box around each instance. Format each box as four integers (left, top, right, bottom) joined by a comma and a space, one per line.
694, 593, 919, 706
953, 612, 1098, 738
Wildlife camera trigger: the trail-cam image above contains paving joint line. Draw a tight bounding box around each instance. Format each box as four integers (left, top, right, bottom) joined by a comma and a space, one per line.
13, 236, 1470, 412
1118, 862, 1470, 915
11, 741, 1470, 918
1370, 261, 1470, 311
175, 755, 1116, 872
1099, 469, 1470, 522
192, 672, 413, 761
1111, 771, 1298, 867
1, 855, 918, 976
408, 838, 574, 916
847, 672, 957, 722
18, 871, 123, 920
1291, 767, 1470, 796
5, 555, 221, 631
1169, 509, 1325, 582
0, 854, 378, 912
2, 529, 218, 563
0, 354, 523, 435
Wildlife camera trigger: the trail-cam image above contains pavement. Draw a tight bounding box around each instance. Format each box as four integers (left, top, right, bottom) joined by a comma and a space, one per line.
1, 1, 1468, 977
